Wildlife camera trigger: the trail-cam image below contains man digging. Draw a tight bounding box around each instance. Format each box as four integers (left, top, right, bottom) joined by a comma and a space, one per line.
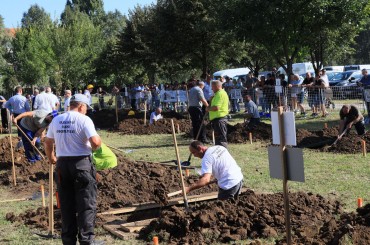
185, 141, 243, 200
337, 105, 366, 140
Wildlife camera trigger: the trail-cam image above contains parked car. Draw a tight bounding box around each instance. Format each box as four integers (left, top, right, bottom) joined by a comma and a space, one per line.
330, 71, 363, 99
326, 71, 341, 81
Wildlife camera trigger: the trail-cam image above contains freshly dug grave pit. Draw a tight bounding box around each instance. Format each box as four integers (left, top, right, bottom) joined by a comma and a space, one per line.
97, 155, 218, 211
6, 155, 218, 232
227, 122, 272, 143
140, 190, 370, 245
116, 118, 192, 135
92, 109, 185, 129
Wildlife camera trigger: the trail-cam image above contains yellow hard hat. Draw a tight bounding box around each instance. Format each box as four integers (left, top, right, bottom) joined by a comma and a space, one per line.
87, 84, 94, 89
128, 110, 135, 116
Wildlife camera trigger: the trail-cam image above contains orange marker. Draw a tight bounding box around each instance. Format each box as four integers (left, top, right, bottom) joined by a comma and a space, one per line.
185, 169, 190, 177
357, 198, 363, 208
153, 236, 159, 245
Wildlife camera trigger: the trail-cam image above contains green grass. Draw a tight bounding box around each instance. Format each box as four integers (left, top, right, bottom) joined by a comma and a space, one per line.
0, 117, 369, 244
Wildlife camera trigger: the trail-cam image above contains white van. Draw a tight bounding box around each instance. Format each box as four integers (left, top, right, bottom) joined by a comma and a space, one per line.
343, 64, 370, 71
277, 62, 315, 76
213, 67, 250, 80
323, 66, 344, 72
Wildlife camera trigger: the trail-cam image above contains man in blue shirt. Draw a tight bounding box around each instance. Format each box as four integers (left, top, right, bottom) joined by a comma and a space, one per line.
5, 86, 30, 136
5, 86, 30, 117
357, 69, 370, 121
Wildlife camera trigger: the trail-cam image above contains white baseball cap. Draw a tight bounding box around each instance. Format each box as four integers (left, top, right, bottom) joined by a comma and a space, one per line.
70, 94, 92, 109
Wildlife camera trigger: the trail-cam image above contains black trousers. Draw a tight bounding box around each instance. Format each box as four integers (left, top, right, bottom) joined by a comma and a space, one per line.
246, 118, 260, 131
56, 156, 97, 245
211, 117, 228, 148
1, 108, 8, 129
344, 120, 366, 136
131, 99, 137, 110
189, 106, 206, 141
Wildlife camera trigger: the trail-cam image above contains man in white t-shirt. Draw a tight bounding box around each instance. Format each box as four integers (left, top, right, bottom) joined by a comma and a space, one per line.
33, 86, 54, 113
64, 90, 72, 112
149, 107, 163, 124
186, 141, 243, 200
84, 84, 94, 106
46, 86, 60, 111
320, 69, 330, 88
44, 94, 102, 245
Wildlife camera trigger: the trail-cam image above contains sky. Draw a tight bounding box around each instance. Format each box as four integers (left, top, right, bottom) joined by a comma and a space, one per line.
1, 0, 154, 28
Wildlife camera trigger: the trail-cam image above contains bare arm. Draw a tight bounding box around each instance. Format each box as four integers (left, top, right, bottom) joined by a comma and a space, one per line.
89, 135, 102, 151
201, 98, 209, 107
186, 173, 212, 193
44, 137, 56, 164
13, 111, 34, 124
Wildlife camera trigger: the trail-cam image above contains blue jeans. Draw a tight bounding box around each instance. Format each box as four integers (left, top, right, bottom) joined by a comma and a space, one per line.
19, 122, 41, 162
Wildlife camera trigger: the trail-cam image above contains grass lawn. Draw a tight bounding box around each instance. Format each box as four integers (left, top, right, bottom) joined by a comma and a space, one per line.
0, 113, 369, 244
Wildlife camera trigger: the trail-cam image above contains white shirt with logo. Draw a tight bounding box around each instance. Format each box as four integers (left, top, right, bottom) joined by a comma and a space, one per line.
201, 145, 243, 190
46, 111, 98, 157
33, 92, 54, 113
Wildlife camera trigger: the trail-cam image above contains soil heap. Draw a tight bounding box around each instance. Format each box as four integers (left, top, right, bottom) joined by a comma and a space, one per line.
140, 190, 370, 245
0, 136, 49, 189
92, 109, 185, 129
227, 122, 272, 143
97, 155, 218, 211
117, 118, 192, 135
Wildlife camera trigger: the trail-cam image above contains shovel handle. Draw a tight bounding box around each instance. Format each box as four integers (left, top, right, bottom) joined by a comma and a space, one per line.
167, 190, 183, 197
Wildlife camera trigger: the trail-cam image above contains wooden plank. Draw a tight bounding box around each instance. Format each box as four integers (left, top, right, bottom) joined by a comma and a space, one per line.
0, 198, 29, 203
98, 192, 219, 216
103, 224, 139, 240
120, 225, 145, 233
167, 190, 182, 197
98, 188, 249, 216
120, 218, 156, 227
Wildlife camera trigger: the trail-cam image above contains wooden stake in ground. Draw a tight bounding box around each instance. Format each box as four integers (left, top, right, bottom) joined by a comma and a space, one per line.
177, 124, 180, 134
14, 124, 54, 236
249, 132, 253, 144
277, 106, 292, 245
144, 100, 147, 126
361, 140, 366, 157
324, 123, 328, 129
49, 162, 54, 235
170, 119, 189, 209
41, 184, 45, 207
7, 109, 16, 186
212, 130, 215, 145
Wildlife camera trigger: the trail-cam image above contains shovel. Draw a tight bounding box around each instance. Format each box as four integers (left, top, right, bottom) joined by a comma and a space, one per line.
330, 128, 348, 147
183, 113, 208, 166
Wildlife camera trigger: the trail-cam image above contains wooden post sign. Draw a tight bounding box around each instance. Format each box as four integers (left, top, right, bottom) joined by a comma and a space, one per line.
268, 107, 306, 245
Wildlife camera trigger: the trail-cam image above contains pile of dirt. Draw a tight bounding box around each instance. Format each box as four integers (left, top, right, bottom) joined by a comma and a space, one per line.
97, 155, 218, 211
296, 127, 370, 154
227, 122, 272, 143
0, 137, 49, 190
116, 118, 192, 135
5, 207, 61, 231
140, 190, 369, 245
92, 109, 185, 129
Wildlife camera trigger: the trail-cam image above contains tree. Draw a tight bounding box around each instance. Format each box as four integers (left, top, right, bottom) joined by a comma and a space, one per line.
21, 4, 52, 29
229, 0, 368, 78
50, 9, 104, 90
62, 0, 105, 25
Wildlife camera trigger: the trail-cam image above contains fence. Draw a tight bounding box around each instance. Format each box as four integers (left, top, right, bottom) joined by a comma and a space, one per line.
91, 86, 369, 117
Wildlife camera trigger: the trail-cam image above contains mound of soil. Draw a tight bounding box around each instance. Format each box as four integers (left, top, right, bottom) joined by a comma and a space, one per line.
6, 207, 61, 231
296, 127, 370, 154
140, 190, 369, 245
97, 155, 218, 211
116, 118, 192, 135
227, 122, 272, 143
0, 137, 49, 191
92, 109, 185, 129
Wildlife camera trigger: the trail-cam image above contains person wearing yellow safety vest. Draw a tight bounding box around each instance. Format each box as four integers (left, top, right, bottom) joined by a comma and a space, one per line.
206, 80, 229, 148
